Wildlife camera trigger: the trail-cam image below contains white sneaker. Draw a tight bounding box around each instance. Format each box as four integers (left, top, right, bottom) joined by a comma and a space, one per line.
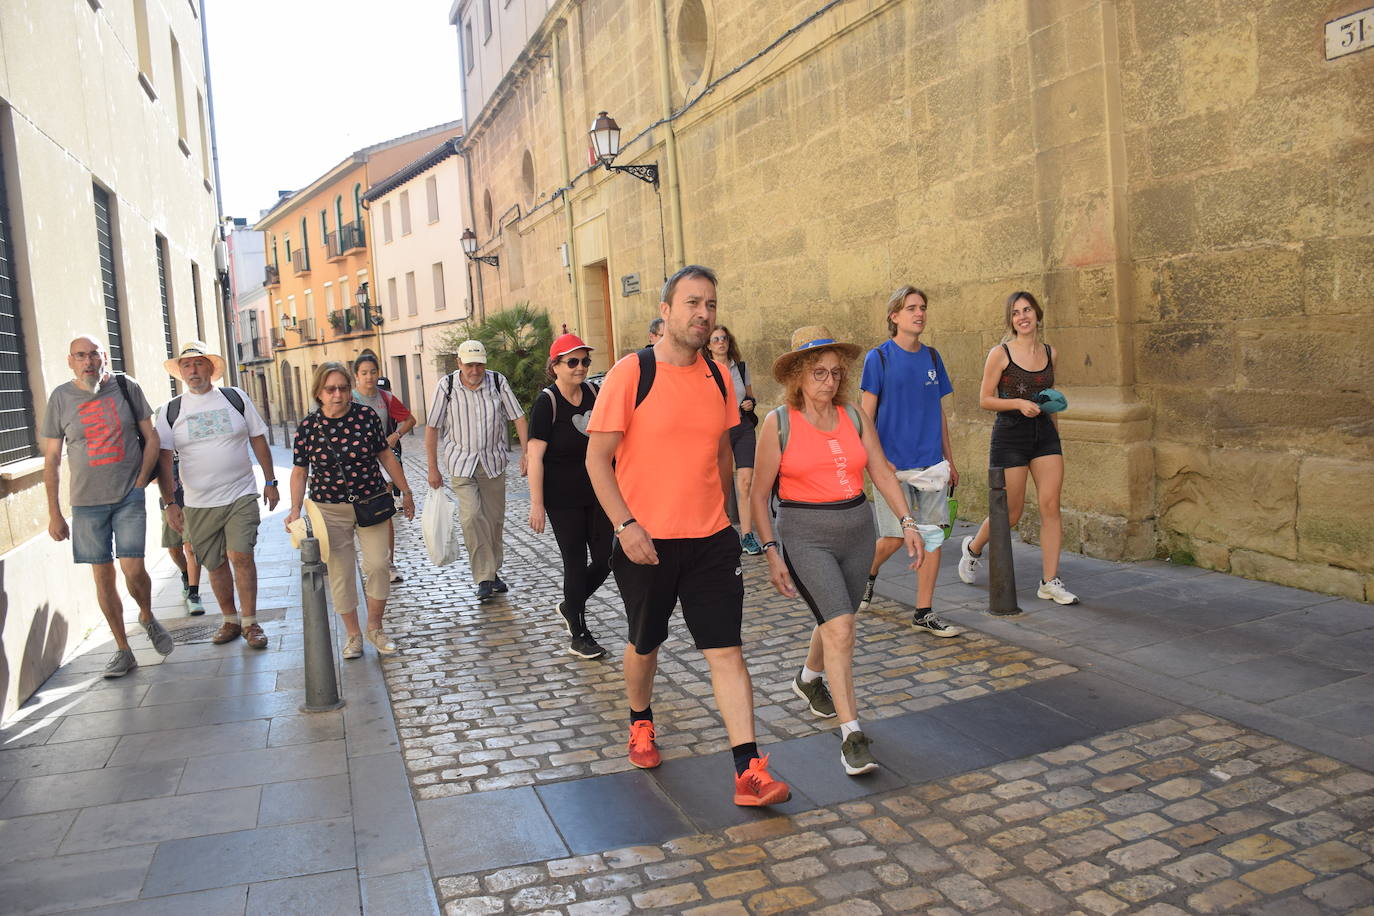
1037, 577, 1079, 605
957, 536, 982, 584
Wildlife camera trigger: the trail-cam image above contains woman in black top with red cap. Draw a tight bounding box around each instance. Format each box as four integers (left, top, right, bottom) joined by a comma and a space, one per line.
528, 333, 611, 659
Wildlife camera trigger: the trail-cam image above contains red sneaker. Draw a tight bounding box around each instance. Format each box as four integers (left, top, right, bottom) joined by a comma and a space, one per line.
627, 720, 661, 769
733, 754, 791, 806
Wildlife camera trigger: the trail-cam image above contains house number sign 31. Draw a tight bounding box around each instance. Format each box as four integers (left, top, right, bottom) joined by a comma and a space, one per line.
1326, 7, 1374, 60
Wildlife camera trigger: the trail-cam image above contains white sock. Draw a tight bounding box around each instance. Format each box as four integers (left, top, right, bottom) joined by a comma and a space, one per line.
240, 615, 257, 626
223, 613, 240, 625
800, 665, 823, 684
840, 720, 861, 740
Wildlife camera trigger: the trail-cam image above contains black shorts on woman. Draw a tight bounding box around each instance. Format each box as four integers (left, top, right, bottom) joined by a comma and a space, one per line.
989, 342, 1062, 468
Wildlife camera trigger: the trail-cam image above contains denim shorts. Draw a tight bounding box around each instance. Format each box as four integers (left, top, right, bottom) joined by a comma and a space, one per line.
874, 477, 948, 549
71, 487, 148, 564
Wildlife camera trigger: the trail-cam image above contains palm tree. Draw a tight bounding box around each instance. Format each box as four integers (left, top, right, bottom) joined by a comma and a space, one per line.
437, 302, 552, 417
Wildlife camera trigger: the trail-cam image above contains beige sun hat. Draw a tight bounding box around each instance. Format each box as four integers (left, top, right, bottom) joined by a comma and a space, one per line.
771, 326, 863, 383
288, 498, 332, 564
164, 340, 227, 380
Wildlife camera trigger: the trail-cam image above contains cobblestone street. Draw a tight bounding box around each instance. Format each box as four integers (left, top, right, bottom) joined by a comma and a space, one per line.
383, 449, 1374, 916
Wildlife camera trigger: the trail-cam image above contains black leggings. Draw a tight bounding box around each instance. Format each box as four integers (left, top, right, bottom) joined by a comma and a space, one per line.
546, 503, 613, 628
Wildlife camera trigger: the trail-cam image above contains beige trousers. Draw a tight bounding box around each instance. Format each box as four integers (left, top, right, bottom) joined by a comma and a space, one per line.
450, 465, 506, 583
315, 500, 391, 615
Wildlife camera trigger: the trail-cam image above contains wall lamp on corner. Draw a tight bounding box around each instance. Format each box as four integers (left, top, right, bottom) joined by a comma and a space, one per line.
590, 111, 659, 189
461, 228, 500, 267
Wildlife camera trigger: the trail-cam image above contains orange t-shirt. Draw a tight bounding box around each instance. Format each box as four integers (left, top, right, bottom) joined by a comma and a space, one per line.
777, 407, 868, 503
587, 352, 738, 539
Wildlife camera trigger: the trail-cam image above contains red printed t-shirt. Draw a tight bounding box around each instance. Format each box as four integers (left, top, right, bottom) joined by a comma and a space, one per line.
777, 408, 868, 503
587, 352, 738, 539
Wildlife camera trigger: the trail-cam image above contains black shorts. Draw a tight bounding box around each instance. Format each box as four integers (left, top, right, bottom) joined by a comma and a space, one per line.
612, 525, 744, 654
989, 414, 1062, 468
729, 421, 757, 469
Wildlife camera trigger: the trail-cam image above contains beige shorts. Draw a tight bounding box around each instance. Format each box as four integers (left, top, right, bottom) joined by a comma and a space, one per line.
160, 510, 184, 549
183, 494, 260, 572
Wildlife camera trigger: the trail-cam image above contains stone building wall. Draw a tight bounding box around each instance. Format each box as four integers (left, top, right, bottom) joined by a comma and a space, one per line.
459, 0, 1373, 601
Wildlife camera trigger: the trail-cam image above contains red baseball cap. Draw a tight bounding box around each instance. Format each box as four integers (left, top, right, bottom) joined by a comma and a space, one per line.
550, 332, 594, 360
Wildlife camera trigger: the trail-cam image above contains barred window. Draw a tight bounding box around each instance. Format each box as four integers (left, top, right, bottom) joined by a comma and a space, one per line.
93, 184, 126, 372
0, 135, 37, 463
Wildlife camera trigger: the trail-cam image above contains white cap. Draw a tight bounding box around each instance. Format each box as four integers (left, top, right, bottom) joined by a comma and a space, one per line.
457, 340, 487, 364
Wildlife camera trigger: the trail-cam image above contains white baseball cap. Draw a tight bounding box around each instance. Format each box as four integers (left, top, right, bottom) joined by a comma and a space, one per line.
457, 340, 487, 364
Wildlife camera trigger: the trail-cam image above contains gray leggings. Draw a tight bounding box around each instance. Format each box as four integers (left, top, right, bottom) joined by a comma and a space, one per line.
777, 495, 876, 624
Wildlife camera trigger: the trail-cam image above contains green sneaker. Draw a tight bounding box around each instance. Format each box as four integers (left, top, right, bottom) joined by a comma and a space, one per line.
791, 673, 836, 718
841, 731, 878, 775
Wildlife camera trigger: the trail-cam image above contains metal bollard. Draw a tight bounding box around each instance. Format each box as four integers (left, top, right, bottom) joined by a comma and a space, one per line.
299, 536, 345, 712
986, 467, 1023, 617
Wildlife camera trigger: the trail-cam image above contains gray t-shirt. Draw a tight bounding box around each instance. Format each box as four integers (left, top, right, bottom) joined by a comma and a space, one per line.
41, 374, 152, 506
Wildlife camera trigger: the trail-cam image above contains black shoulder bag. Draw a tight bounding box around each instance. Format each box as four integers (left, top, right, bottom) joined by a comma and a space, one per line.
313, 414, 397, 528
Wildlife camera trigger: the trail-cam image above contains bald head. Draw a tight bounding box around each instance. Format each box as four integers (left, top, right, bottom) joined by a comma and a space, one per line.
68, 335, 110, 389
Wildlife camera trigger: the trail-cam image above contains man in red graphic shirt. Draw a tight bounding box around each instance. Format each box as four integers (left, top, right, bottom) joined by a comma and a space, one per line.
42, 336, 174, 678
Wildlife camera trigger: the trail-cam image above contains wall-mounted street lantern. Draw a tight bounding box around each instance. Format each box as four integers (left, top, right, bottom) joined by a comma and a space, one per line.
461, 228, 500, 267
589, 111, 659, 188
355, 281, 384, 326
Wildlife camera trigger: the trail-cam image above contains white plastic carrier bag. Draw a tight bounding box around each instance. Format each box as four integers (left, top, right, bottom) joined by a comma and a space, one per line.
422, 487, 461, 566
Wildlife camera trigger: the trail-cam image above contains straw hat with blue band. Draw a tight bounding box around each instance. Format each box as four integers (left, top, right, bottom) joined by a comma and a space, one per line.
772, 325, 863, 383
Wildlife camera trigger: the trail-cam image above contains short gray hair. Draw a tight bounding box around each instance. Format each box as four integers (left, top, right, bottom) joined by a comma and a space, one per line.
660, 264, 717, 306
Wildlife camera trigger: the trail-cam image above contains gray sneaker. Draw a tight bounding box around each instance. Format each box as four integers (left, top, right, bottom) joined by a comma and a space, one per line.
141, 618, 175, 656
103, 648, 138, 678
792, 673, 837, 718
840, 730, 879, 775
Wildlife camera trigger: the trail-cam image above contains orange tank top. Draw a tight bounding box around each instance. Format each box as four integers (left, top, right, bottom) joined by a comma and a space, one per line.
777, 407, 868, 503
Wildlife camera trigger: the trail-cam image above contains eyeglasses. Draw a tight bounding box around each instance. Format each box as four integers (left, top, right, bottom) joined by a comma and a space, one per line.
560, 357, 592, 368
709, 336, 728, 344
321, 384, 350, 393
809, 367, 845, 382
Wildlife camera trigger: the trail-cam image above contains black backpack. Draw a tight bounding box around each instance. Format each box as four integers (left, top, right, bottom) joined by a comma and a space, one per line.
161, 387, 248, 506
633, 347, 727, 408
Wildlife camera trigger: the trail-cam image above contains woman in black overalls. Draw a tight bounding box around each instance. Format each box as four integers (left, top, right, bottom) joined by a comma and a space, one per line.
956, 291, 1078, 605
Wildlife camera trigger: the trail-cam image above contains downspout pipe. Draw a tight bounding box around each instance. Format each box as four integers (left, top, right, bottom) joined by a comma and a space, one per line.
550, 25, 583, 334
650, 0, 685, 268
456, 138, 487, 323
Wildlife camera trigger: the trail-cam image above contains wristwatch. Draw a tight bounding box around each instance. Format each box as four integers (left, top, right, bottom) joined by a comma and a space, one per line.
264, 479, 279, 487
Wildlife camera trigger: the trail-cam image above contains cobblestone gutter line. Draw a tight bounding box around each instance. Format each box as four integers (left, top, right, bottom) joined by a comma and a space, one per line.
436, 714, 1374, 915
383, 455, 1075, 799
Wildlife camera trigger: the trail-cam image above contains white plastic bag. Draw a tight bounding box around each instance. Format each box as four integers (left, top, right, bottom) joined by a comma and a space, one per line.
422, 487, 461, 566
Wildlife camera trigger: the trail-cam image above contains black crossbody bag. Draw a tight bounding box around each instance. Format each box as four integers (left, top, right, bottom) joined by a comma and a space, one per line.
313, 416, 397, 528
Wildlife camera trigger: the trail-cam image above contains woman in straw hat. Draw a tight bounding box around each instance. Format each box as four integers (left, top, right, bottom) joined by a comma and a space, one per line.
750, 327, 925, 776
284, 362, 416, 659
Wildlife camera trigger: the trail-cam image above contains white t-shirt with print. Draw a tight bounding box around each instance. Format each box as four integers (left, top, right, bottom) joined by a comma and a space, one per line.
155, 386, 269, 508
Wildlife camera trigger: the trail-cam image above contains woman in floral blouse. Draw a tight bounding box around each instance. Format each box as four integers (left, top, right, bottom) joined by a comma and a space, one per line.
285, 362, 416, 658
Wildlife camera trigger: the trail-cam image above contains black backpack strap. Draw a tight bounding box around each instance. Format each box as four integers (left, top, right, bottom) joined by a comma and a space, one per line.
164, 394, 183, 430
220, 387, 246, 416
113, 373, 146, 452
634, 348, 656, 408
704, 356, 727, 402
542, 386, 558, 424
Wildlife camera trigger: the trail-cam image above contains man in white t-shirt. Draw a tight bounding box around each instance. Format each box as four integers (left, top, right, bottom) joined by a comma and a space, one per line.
155, 342, 280, 650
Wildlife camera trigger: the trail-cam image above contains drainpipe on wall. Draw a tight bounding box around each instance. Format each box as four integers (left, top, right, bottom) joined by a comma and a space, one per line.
456, 138, 487, 323
650, 0, 686, 269
550, 25, 583, 332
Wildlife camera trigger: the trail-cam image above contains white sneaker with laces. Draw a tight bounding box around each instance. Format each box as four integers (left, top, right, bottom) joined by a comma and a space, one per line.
957, 536, 982, 584
1037, 577, 1079, 605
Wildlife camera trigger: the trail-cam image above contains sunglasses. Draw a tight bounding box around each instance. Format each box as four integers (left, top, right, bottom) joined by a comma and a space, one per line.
321, 384, 351, 393
560, 357, 592, 368
809, 367, 845, 382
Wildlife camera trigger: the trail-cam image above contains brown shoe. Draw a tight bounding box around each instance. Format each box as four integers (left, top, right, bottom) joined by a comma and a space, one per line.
212, 621, 243, 644
242, 623, 268, 650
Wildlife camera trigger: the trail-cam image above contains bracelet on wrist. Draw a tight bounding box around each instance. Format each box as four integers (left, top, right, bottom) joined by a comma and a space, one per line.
761, 540, 780, 553
264, 479, 278, 487
614, 517, 637, 536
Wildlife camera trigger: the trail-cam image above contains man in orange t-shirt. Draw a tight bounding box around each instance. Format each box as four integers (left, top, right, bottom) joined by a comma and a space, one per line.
587, 265, 791, 808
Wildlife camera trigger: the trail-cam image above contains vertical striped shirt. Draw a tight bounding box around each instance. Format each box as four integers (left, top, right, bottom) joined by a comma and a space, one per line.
427, 369, 523, 478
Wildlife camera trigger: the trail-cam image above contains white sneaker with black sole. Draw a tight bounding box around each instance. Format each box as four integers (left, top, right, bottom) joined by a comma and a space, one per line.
957, 536, 982, 584
1037, 577, 1079, 605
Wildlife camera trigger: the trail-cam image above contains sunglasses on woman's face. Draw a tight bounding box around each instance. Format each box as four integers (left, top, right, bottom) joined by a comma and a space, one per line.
322, 384, 351, 393
560, 357, 592, 369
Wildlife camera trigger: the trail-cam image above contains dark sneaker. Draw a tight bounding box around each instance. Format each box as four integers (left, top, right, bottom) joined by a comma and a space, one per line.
185, 593, 205, 616
477, 580, 495, 602
627, 720, 661, 769
212, 621, 243, 644
491, 578, 509, 594
840, 731, 879, 775
555, 601, 578, 635
734, 755, 791, 806
569, 632, 606, 659
912, 611, 960, 638
142, 618, 175, 656
741, 532, 763, 556
243, 623, 268, 650
858, 575, 876, 611
389, 566, 403, 583
103, 648, 138, 678
791, 673, 837, 718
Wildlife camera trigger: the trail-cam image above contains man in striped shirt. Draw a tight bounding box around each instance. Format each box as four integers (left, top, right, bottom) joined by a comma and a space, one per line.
426, 340, 529, 602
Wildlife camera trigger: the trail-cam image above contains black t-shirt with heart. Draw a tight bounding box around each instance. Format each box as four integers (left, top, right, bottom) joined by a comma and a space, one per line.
528, 382, 597, 509
293, 403, 389, 504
